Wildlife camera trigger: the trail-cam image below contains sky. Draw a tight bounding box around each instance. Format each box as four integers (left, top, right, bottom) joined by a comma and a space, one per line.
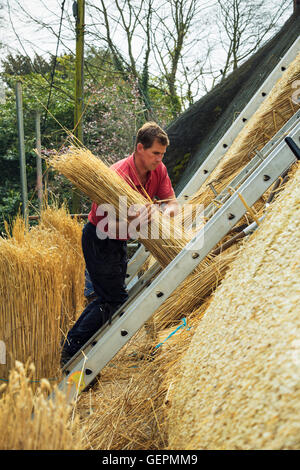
0, 0, 221, 100
1, 0, 75, 60
0, 0, 294, 104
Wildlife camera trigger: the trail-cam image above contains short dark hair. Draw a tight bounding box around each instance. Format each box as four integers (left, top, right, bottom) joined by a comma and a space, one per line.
135, 122, 169, 149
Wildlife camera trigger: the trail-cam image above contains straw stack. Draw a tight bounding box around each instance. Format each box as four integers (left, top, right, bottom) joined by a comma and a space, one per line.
0, 361, 85, 449
0, 219, 64, 380
0, 208, 85, 382
39, 203, 86, 330
48, 147, 192, 268
189, 52, 300, 209
167, 162, 300, 450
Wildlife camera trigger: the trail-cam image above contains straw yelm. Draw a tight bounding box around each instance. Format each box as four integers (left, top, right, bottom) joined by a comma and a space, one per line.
48, 146, 192, 268
0, 207, 85, 382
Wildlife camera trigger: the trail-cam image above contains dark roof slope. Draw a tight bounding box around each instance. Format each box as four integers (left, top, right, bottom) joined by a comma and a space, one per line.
164, 11, 300, 194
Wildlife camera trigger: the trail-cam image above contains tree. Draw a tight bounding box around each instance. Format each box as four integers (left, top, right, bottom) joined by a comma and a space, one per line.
215, 0, 292, 81
3, 0, 293, 113
1, 53, 56, 76
87, 0, 213, 118
0, 49, 174, 228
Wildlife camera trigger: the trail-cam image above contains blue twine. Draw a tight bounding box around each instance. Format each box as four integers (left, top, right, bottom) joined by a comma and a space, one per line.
155, 317, 189, 350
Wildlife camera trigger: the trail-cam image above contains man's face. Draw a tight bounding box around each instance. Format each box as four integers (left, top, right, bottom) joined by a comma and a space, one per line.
137, 140, 167, 171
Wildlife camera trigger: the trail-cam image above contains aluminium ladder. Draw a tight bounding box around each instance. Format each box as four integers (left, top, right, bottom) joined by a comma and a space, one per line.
125, 36, 300, 285
57, 120, 300, 403
126, 110, 300, 299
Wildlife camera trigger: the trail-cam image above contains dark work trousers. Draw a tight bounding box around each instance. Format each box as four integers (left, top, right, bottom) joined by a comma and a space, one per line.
61, 222, 128, 362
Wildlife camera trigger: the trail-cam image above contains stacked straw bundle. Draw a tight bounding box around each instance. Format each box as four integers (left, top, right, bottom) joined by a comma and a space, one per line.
0, 361, 85, 449
0, 207, 85, 382
166, 162, 300, 450
0, 218, 64, 380
189, 52, 300, 209
48, 147, 192, 268
39, 203, 86, 331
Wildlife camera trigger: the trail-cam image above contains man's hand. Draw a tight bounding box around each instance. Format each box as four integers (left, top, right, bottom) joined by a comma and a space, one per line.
153, 195, 179, 218
127, 202, 161, 239
163, 201, 179, 217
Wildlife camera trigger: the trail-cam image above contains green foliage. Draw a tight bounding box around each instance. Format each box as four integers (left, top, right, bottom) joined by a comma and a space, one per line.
0, 49, 175, 231
172, 152, 192, 185
0, 53, 75, 231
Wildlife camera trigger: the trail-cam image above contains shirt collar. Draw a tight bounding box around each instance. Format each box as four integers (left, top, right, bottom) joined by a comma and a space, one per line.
127, 153, 152, 188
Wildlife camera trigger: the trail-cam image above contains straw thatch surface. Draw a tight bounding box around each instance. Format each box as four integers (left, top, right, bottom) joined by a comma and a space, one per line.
189, 52, 300, 209
167, 162, 300, 450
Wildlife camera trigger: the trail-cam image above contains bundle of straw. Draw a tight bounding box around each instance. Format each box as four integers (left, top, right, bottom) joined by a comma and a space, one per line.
39, 203, 86, 329
0, 209, 85, 382
48, 147, 192, 268
0, 221, 64, 380
0, 361, 85, 450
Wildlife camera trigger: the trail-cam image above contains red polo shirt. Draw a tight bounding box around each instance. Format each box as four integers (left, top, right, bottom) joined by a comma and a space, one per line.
88, 152, 174, 239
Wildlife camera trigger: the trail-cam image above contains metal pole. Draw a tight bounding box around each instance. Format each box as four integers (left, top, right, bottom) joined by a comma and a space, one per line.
35, 111, 43, 211
72, 0, 85, 213
15, 81, 28, 226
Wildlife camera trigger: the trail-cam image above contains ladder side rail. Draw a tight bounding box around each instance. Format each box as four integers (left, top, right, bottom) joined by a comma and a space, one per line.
202, 111, 300, 221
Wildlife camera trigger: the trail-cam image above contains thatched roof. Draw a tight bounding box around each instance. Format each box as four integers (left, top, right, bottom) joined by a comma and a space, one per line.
167, 163, 300, 450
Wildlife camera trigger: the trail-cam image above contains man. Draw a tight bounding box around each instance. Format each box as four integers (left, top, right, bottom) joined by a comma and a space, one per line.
61, 122, 178, 366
